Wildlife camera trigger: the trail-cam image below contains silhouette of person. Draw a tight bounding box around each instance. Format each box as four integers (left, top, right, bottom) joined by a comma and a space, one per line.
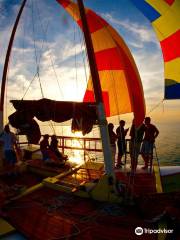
50, 135, 67, 162
40, 134, 50, 161
0, 124, 19, 174
108, 123, 117, 168
141, 117, 159, 170
129, 120, 145, 173
116, 120, 128, 168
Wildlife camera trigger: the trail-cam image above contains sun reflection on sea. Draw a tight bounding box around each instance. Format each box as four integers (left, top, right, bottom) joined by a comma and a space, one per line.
68, 131, 84, 165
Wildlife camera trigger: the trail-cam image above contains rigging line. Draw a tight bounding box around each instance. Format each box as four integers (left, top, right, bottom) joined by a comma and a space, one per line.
147, 99, 164, 115
35, 2, 57, 135
78, 27, 88, 86
31, 6, 56, 135
35, 0, 49, 66
21, 72, 38, 100
73, 6, 78, 98
35, 1, 64, 99
78, 20, 94, 102
31, 0, 44, 98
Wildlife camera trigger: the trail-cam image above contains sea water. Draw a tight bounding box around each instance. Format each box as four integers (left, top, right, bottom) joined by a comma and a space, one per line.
155, 122, 180, 165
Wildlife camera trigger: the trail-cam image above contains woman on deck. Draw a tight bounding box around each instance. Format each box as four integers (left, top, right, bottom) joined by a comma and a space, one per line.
40, 134, 50, 162
50, 135, 67, 162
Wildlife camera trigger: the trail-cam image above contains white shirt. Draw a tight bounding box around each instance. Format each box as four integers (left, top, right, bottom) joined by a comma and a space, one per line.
0, 132, 17, 151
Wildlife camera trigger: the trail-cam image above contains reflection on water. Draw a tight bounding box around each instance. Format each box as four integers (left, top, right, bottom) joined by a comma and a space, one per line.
23, 122, 180, 166
67, 132, 85, 165
156, 123, 180, 165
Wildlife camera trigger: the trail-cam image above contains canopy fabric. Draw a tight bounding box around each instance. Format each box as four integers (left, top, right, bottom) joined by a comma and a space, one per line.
9, 99, 97, 144
57, 0, 146, 127
131, 0, 180, 99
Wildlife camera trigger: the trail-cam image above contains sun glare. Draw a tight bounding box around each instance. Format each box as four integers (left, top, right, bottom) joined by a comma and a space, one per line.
68, 131, 84, 165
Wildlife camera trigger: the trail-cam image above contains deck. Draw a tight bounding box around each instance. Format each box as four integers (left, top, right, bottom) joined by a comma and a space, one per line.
1, 136, 178, 239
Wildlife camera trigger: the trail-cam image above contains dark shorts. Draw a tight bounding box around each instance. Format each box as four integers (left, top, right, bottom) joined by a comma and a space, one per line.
117, 140, 126, 156
4, 150, 17, 164
141, 141, 154, 155
129, 141, 141, 159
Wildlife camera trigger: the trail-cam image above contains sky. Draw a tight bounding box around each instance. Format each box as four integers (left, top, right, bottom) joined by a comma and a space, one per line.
0, 0, 180, 125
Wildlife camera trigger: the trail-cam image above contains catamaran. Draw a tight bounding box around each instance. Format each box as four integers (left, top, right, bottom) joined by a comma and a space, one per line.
0, 0, 179, 239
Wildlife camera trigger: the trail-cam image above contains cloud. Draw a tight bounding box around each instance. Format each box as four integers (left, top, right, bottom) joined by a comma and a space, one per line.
102, 13, 158, 48
1, 1, 179, 126
133, 48, 164, 104
3, 29, 88, 109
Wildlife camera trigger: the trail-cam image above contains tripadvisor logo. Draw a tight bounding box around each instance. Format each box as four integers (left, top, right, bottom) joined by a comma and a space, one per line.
135, 227, 143, 235
135, 227, 174, 235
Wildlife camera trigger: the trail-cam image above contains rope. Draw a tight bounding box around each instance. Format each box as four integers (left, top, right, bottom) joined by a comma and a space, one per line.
147, 99, 164, 115
21, 72, 38, 100
73, 8, 78, 99
31, 0, 44, 98
35, 1, 64, 99
78, 27, 89, 86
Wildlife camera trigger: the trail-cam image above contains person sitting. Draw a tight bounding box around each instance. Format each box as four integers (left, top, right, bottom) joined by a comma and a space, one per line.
50, 135, 68, 162
40, 134, 50, 162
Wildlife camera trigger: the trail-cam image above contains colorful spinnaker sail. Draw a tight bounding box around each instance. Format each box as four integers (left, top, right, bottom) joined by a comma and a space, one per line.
131, 0, 180, 99
57, 0, 146, 126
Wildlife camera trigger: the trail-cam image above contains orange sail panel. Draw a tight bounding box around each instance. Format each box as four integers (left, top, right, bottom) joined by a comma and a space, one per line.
56, 0, 146, 126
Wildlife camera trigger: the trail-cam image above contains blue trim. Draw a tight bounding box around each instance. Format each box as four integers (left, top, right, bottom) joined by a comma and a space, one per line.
130, 0, 161, 22
165, 84, 180, 99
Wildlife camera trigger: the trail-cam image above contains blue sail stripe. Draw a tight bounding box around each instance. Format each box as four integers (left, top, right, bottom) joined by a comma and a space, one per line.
165, 84, 180, 99
130, 0, 161, 22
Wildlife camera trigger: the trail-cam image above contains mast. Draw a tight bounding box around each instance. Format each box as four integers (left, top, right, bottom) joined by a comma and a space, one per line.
0, 0, 27, 131
77, 0, 114, 178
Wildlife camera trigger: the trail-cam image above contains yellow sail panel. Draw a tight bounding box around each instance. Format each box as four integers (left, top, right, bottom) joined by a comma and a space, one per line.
57, 0, 146, 126
86, 70, 133, 116
131, 0, 180, 99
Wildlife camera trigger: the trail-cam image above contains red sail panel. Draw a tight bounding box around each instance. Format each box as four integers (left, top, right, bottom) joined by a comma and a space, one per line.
160, 30, 180, 62
56, 0, 146, 126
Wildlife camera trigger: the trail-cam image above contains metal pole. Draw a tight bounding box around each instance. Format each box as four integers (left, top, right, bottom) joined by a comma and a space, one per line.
77, 0, 114, 177
0, 0, 27, 130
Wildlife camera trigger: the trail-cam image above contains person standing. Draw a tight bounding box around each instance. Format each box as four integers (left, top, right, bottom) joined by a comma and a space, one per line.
108, 123, 117, 168
0, 124, 19, 174
141, 117, 159, 170
129, 120, 145, 173
116, 120, 129, 168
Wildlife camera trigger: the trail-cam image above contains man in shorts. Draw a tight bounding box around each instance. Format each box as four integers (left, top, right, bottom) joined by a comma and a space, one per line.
141, 117, 159, 170
129, 120, 145, 173
0, 125, 18, 174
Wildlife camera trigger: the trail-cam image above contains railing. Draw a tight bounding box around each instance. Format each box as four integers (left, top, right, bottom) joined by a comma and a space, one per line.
17, 135, 156, 165
17, 135, 103, 156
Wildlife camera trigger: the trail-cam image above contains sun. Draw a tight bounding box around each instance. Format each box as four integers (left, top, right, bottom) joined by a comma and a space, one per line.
68, 131, 85, 165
